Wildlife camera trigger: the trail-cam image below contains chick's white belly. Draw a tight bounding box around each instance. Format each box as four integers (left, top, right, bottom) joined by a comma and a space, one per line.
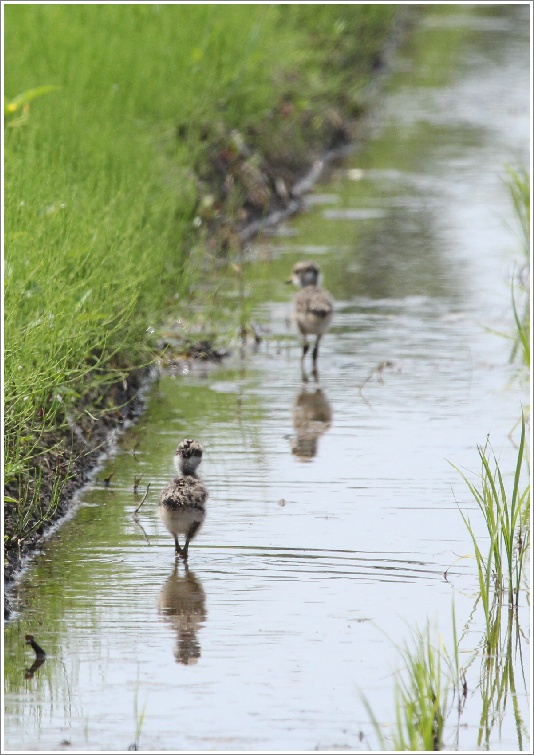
159, 506, 205, 536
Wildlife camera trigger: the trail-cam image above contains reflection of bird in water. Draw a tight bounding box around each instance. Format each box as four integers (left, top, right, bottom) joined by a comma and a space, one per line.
287, 261, 334, 380
159, 439, 208, 560
292, 386, 332, 461
158, 565, 207, 665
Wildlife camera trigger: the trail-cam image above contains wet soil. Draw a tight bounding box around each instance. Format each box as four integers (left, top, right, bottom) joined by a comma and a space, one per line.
3, 371, 148, 617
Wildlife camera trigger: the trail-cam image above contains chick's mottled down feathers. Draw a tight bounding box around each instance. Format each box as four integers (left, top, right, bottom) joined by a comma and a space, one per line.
159, 476, 208, 511
295, 286, 334, 334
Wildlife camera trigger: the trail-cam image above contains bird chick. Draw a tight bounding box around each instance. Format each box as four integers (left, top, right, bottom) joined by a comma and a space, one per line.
159, 439, 208, 560
287, 260, 334, 378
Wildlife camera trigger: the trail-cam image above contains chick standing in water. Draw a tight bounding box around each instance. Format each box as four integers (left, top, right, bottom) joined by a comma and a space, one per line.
159, 439, 207, 560
287, 260, 334, 378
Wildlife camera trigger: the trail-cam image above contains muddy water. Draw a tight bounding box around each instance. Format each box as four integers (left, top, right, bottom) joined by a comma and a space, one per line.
4, 6, 530, 752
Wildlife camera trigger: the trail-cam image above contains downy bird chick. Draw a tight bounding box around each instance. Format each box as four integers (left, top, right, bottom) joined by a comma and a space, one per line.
159, 439, 208, 560
287, 260, 334, 376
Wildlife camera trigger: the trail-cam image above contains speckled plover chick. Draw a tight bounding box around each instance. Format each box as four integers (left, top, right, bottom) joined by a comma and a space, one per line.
159, 439, 208, 560
287, 261, 334, 376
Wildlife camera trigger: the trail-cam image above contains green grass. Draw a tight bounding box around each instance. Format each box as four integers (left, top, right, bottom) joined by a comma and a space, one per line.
364, 587, 529, 751
475, 591, 528, 749
131, 681, 148, 752
363, 621, 457, 751
452, 422, 529, 751
452, 416, 529, 617
451, 163, 530, 616
505, 166, 530, 259
4, 5, 397, 551
505, 167, 530, 370
444, 165, 531, 752
362, 158, 530, 750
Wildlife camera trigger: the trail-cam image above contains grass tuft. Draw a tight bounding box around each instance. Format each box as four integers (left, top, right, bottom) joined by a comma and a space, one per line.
363, 622, 456, 751
504, 166, 530, 371
451, 414, 530, 617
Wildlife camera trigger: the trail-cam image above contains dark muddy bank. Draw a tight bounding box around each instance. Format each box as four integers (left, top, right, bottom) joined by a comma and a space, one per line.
4, 372, 148, 617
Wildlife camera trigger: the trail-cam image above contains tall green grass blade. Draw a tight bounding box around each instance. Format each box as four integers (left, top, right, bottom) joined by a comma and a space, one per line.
363, 623, 453, 750
5, 85, 61, 114
511, 285, 530, 368
504, 166, 530, 257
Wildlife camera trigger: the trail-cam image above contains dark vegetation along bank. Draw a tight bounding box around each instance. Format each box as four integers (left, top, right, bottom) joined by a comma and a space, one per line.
4, 4, 410, 611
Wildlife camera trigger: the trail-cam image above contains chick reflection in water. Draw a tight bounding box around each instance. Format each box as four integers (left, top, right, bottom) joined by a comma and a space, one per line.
291, 386, 332, 461
158, 565, 207, 665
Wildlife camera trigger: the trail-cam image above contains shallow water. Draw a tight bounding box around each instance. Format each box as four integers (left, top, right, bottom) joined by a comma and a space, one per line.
4, 6, 530, 752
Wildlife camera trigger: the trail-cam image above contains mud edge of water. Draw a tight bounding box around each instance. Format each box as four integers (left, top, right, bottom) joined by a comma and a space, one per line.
3, 370, 152, 618
3, 11, 416, 620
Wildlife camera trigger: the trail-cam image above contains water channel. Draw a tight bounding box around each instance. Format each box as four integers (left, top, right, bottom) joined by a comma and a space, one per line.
3, 5, 530, 752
